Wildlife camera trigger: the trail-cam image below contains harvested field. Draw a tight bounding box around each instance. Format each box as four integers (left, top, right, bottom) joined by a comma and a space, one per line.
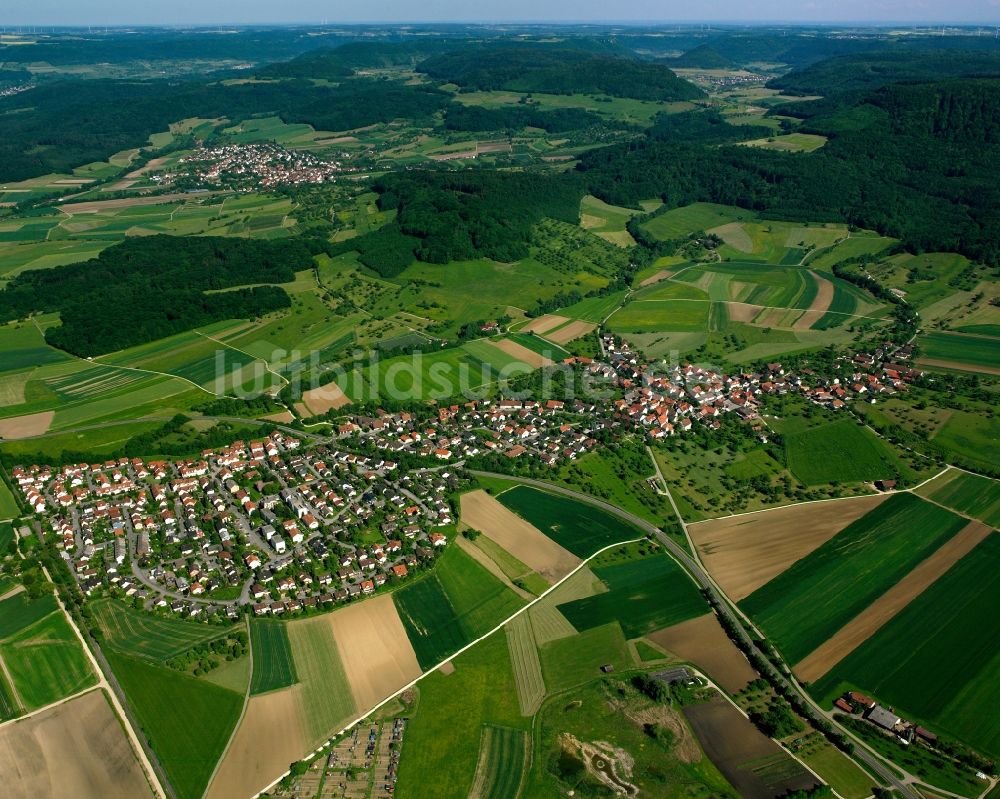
58, 193, 210, 214
528, 566, 604, 645
206, 687, 304, 799
545, 319, 597, 345
725, 302, 765, 323
325, 593, 422, 712
690, 494, 890, 601
795, 519, 993, 683
648, 613, 758, 693
505, 614, 545, 716
488, 338, 553, 368
794, 272, 835, 330
521, 314, 570, 335
710, 222, 753, 252
460, 490, 580, 584
456, 537, 533, 601
639, 269, 674, 287
0, 689, 154, 799
302, 382, 350, 415
0, 411, 54, 439
685, 697, 820, 799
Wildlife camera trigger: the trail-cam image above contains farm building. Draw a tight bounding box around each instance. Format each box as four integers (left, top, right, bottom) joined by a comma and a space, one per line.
865, 705, 901, 731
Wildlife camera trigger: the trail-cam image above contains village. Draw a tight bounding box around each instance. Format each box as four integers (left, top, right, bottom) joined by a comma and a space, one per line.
8, 332, 923, 621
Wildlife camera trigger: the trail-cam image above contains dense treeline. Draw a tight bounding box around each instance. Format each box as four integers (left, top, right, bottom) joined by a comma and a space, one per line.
769, 50, 1000, 95
578, 79, 1000, 266
664, 44, 733, 69
443, 104, 614, 133
329, 171, 583, 276
0, 235, 317, 355
418, 45, 704, 101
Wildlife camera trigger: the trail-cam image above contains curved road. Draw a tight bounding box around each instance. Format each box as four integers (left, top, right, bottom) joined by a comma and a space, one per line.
470, 470, 921, 799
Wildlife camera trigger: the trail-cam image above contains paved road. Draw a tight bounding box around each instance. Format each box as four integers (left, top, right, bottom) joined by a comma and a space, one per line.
469, 470, 921, 799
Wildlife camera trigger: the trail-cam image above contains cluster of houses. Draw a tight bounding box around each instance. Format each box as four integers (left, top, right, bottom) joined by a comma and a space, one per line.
835, 691, 939, 747
165, 142, 348, 190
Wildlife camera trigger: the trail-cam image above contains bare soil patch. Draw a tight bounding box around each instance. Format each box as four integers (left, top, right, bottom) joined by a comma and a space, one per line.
649, 613, 758, 694
207, 687, 305, 799
684, 697, 819, 799
325, 593, 422, 712
261, 410, 294, 424
302, 382, 351, 415
522, 314, 570, 335
546, 320, 597, 345
0, 411, 54, 439
689, 495, 890, 601
795, 521, 994, 683
725, 302, 765, 323
794, 272, 835, 330
0, 689, 154, 799
639, 269, 674, 287
489, 338, 554, 368
460, 490, 580, 584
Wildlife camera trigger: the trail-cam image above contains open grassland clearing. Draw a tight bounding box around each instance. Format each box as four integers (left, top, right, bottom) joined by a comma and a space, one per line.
206, 686, 305, 799
107, 649, 243, 799
813, 532, 1000, 760
0, 689, 155, 799
558, 550, 707, 639
396, 631, 528, 799
460, 489, 580, 584
740, 493, 968, 664
539, 622, 633, 694
505, 613, 545, 716
579, 194, 644, 247
916, 469, 1000, 528
648, 614, 758, 694
497, 485, 646, 558
0, 610, 96, 711
92, 598, 230, 662
468, 725, 529, 799
326, 592, 421, 713
248, 620, 296, 694
0, 320, 70, 372
684, 697, 820, 799
795, 519, 993, 683
868, 252, 976, 309
608, 298, 711, 334
917, 330, 1000, 375
740, 132, 828, 152
641, 203, 758, 241
779, 417, 907, 486
689, 494, 890, 601
452, 88, 682, 125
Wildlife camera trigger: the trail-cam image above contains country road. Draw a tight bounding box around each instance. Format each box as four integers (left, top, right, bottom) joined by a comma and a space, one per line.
469, 469, 923, 799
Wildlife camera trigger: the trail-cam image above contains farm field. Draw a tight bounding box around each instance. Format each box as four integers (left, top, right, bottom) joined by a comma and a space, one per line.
916, 469, 1000, 527
813, 532, 1000, 760
505, 613, 546, 716
557, 551, 707, 638
608, 298, 711, 333
779, 417, 906, 485
579, 194, 643, 246
739, 493, 968, 664
107, 649, 243, 799
0, 479, 19, 518
496, 485, 645, 558
917, 330, 1000, 375
684, 697, 820, 799
0, 689, 155, 799
468, 725, 529, 799
539, 622, 633, 693
648, 614, 758, 694
640, 203, 758, 241
0, 591, 57, 639
92, 599, 230, 661
0, 610, 96, 711
248, 619, 297, 694
688, 493, 890, 600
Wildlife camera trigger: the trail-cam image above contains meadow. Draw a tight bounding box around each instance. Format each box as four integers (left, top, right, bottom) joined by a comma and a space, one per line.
813, 533, 1000, 759
248, 619, 297, 694
469, 725, 528, 799
607, 298, 711, 333
917, 469, 1000, 527
0, 482, 19, 519
107, 649, 244, 799
640, 203, 758, 241
740, 493, 968, 664
0, 592, 58, 638
740, 133, 828, 152
92, 599, 231, 661
557, 552, 706, 638
781, 417, 905, 485
918, 330, 1000, 373
538, 622, 633, 693
496, 486, 645, 558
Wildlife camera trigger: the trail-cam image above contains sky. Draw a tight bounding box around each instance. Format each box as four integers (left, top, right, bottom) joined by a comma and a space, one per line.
1, 0, 998, 26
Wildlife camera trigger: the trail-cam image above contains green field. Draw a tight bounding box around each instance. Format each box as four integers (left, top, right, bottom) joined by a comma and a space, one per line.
641, 203, 757, 241
93, 599, 230, 661
558, 553, 706, 638
741, 133, 828, 152
918, 331, 1000, 373
0, 611, 96, 710
539, 622, 634, 693
0, 480, 19, 519
608, 299, 711, 333
916, 470, 1000, 527
497, 486, 645, 558
107, 649, 243, 799
0, 592, 58, 639
394, 545, 525, 670
470, 725, 528, 799
814, 533, 1000, 759
740, 493, 968, 664
249, 620, 297, 694
782, 418, 904, 485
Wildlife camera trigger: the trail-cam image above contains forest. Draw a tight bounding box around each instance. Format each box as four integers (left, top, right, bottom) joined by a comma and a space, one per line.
0, 236, 318, 356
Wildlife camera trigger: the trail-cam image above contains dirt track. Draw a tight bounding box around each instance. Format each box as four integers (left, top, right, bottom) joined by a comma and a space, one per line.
460, 490, 580, 584
0, 689, 154, 799
649, 613, 757, 693
795, 521, 994, 682
689, 495, 890, 601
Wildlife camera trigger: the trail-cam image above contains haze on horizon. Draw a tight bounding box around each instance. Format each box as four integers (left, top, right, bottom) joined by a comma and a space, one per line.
1, 0, 998, 27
